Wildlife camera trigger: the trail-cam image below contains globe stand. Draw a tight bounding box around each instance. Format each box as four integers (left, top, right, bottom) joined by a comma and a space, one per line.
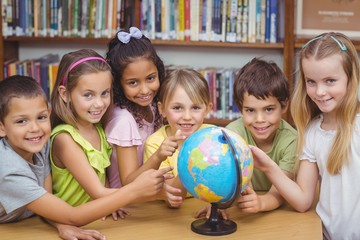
191, 203, 237, 236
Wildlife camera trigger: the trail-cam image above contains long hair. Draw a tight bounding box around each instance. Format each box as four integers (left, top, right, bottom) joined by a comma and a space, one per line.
50, 49, 112, 128
105, 29, 165, 130
291, 32, 360, 174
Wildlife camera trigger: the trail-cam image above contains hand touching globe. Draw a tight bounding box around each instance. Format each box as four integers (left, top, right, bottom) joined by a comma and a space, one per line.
178, 126, 254, 235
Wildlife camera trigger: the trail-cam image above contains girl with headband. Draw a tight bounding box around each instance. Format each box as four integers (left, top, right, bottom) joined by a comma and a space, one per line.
50, 49, 172, 221
105, 27, 183, 207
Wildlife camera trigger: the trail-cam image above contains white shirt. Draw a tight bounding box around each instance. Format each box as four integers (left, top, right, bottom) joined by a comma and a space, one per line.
301, 114, 360, 240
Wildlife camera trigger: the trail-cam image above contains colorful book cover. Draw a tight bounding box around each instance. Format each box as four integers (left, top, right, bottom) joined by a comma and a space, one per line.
269, 0, 277, 43
177, 0, 185, 40
184, 0, 190, 41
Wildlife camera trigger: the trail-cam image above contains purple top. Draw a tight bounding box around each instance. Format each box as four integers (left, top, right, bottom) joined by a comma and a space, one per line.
105, 107, 155, 188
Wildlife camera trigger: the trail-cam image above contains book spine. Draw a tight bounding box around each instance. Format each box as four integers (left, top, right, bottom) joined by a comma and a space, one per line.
177, 0, 184, 40
184, 0, 190, 41
269, 0, 277, 43
235, 0, 243, 42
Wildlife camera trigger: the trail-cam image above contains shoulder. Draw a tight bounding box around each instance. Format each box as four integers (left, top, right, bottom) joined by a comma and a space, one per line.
146, 126, 167, 143
226, 118, 246, 135
278, 119, 297, 138
105, 107, 138, 133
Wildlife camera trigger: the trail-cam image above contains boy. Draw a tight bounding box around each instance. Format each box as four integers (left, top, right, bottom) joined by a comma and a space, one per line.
227, 58, 296, 213
195, 58, 296, 218
0, 75, 171, 239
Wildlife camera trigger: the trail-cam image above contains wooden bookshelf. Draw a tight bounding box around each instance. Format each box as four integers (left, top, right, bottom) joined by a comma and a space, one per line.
0, 0, 297, 125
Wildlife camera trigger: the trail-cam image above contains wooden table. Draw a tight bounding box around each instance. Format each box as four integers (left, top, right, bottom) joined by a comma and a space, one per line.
0, 198, 322, 240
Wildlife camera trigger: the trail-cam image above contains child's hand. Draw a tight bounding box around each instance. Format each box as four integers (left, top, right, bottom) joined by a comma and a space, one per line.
194, 204, 229, 220
101, 208, 130, 221
156, 130, 186, 160
249, 145, 277, 172
56, 224, 106, 240
161, 183, 183, 208
132, 167, 173, 201
237, 186, 261, 213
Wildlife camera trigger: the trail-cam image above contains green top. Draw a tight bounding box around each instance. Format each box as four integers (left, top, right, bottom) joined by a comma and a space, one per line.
50, 124, 112, 206
226, 118, 297, 191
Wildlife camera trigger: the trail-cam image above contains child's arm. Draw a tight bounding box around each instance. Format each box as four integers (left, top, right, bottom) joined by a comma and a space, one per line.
26, 167, 172, 226
250, 146, 319, 212
52, 133, 116, 198
132, 130, 186, 181
42, 175, 106, 240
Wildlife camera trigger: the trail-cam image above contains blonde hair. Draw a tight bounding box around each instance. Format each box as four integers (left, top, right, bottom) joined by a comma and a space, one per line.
158, 68, 211, 108
291, 32, 360, 174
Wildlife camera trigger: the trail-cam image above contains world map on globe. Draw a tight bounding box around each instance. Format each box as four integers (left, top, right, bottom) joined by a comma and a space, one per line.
178, 126, 254, 204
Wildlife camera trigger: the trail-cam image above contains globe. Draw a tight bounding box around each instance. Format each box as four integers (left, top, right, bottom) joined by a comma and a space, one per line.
177, 126, 254, 235
178, 126, 253, 204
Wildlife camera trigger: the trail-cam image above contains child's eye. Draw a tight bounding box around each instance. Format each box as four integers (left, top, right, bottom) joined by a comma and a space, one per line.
172, 106, 182, 110
306, 79, 315, 86
38, 114, 49, 121
84, 93, 93, 99
265, 108, 274, 112
192, 105, 202, 110
326, 79, 336, 85
245, 109, 254, 113
147, 75, 156, 81
102, 90, 110, 97
128, 80, 138, 86
15, 119, 27, 125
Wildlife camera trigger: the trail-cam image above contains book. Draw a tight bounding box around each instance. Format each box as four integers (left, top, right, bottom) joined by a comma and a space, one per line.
269, 0, 278, 43
34, 54, 60, 98
184, 0, 190, 41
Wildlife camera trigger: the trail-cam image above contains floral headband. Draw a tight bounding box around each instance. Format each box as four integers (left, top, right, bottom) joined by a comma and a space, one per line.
117, 27, 143, 44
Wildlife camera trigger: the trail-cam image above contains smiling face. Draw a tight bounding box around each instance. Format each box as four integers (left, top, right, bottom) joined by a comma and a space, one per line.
302, 54, 348, 120
158, 86, 211, 137
0, 96, 51, 162
120, 58, 160, 107
241, 92, 286, 149
64, 71, 112, 127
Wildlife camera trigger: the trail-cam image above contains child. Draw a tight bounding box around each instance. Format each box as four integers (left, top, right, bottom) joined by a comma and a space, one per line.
195, 58, 297, 218
0, 75, 170, 239
50, 48, 171, 219
143, 68, 214, 207
251, 32, 360, 239
104, 26, 167, 188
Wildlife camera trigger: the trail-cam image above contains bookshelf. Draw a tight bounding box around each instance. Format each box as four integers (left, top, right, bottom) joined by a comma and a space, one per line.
0, 0, 296, 125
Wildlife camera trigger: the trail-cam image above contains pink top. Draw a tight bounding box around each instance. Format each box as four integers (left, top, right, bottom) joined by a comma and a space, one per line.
105, 107, 155, 188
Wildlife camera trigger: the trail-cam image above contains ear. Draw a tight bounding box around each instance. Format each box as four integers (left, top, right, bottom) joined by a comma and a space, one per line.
157, 101, 165, 118
0, 122, 6, 138
281, 100, 289, 115
206, 102, 213, 115
58, 85, 69, 103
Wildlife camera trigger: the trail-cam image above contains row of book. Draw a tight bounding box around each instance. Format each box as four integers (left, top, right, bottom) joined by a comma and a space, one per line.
1, 0, 280, 44
4, 56, 240, 120
141, 0, 280, 43
3, 54, 60, 99
1, 0, 136, 38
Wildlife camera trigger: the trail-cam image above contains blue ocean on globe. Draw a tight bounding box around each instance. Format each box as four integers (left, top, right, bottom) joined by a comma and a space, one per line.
178, 126, 253, 204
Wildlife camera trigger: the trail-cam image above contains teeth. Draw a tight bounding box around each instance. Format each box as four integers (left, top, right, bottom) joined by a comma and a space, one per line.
28, 137, 41, 141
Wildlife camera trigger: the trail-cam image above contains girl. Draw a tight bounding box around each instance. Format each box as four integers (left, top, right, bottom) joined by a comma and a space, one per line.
251, 32, 360, 239
0, 75, 171, 240
143, 68, 214, 207
50, 49, 167, 220
104, 26, 167, 188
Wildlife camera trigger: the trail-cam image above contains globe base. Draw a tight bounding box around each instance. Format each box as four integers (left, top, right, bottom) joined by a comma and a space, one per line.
190, 203, 237, 236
